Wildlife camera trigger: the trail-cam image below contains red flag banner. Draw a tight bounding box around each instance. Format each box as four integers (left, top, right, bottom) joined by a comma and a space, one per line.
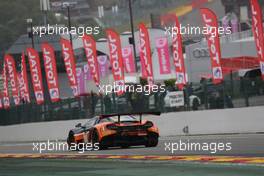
2, 64, 10, 109
155, 37, 171, 75
60, 38, 78, 97
4, 54, 20, 105
82, 34, 100, 86
250, 0, 264, 80
0, 92, 2, 109
139, 23, 154, 85
161, 14, 187, 90
20, 52, 30, 103
106, 29, 125, 95
27, 48, 44, 105
0, 71, 3, 109
200, 8, 223, 84
42, 43, 60, 102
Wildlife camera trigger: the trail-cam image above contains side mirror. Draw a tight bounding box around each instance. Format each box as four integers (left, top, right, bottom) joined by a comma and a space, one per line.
75, 123, 82, 128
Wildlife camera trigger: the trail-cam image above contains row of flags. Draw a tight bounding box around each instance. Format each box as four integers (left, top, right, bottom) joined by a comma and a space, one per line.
199, 0, 264, 83
1, 0, 264, 109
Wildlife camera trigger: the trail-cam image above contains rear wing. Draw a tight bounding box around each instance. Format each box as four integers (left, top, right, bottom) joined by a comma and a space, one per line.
99, 112, 161, 123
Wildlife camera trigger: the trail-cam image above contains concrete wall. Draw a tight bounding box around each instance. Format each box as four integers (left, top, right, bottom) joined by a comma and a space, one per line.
147, 106, 264, 136
0, 106, 264, 142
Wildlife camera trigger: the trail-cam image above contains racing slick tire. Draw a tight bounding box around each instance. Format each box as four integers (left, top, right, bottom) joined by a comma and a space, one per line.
67, 131, 85, 151
91, 130, 107, 150
67, 131, 76, 150
145, 133, 159, 147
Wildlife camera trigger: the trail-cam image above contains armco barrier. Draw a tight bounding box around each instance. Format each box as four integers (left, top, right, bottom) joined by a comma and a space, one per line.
0, 106, 264, 142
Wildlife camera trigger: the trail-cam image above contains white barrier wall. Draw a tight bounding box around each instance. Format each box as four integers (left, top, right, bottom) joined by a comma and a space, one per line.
146, 106, 264, 136
0, 106, 264, 142
0, 119, 87, 142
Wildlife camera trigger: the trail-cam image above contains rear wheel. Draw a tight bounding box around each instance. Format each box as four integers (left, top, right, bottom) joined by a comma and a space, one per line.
145, 133, 159, 147
91, 130, 107, 150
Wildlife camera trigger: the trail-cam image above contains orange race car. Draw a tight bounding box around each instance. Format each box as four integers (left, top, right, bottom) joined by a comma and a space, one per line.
67, 112, 160, 150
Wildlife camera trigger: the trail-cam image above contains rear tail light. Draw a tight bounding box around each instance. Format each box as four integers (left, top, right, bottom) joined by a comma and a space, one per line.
106, 124, 118, 130
144, 121, 153, 128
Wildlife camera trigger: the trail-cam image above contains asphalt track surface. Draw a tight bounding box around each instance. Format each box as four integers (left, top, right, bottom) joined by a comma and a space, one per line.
1, 134, 264, 157
1, 158, 264, 176
2, 134, 264, 175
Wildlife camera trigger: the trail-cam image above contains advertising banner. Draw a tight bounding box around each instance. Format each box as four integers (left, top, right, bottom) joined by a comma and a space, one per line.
27, 48, 44, 105
42, 43, 60, 102
82, 34, 100, 86
250, 0, 264, 80
20, 53, 30, 103
161, 14, 187, 90
60, 38, 78, 97
5, 54, 20, 105
139, 23, 154, 85
106, 29, 125, 95
83, 64, 92, 81
165, 91, 185, 107
0, 93, 2, 109
97, 55, 109, 78
155, 37, 171, 75
0, 72, 3, 109
76, 67, 85, 96
122, 45, 136, 73
2, 64, 10, 109
200, 8, 223, 84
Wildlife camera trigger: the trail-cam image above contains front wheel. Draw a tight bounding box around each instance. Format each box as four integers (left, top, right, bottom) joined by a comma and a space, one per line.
91, 130, 107, 150
67, 132, 76, 150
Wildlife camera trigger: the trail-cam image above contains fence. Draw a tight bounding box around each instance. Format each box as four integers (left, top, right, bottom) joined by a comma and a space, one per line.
0, 77, 264, 126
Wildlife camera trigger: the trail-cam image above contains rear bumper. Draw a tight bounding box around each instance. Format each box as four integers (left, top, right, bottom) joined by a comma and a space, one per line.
100, 133, 157, 147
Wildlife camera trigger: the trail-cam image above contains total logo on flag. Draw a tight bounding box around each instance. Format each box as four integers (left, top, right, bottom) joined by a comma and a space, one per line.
35, 91, 44, 102
14, 96, 20, 105
213, 67, 223, 79
49, 88, 59, 99
71, 86, 79, 97
3, 98, 10, 108
176, 72, 185, 84
260, 61, 264, 73
115, 80, 125, 86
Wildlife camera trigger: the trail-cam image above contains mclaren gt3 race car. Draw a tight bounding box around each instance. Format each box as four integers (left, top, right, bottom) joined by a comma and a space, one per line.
67, 112, 160, 150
